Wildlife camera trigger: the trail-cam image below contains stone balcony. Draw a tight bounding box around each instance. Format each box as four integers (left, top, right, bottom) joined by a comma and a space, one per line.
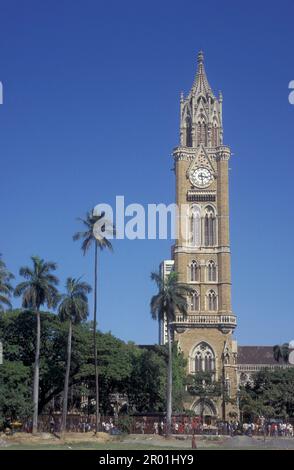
173, 314, 237, 331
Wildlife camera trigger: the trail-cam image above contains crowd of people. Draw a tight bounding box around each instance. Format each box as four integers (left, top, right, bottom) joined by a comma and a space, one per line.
133, 416, 294, 437
242, 421, 294, 437
2, 414, 294, 437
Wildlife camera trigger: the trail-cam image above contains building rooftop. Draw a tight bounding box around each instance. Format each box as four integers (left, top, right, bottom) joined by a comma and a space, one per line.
238, 346, 286, 365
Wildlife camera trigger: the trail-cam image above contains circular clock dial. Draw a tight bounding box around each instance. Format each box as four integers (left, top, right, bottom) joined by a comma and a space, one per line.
190, 167, 213, 187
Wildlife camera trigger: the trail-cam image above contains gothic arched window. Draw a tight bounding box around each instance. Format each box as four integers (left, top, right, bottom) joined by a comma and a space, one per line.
195, 352, 202, 372
190, 291, 200, 312
192, 342, 215, 373
185, 116, 192, 147
189, 205, 201, 246
212, 122, 218, 147
207, 289, 217, 311
190, 260, 199, 282
207, 260, 217, 282
197, 120, 207, 146
204, 206, 216, 246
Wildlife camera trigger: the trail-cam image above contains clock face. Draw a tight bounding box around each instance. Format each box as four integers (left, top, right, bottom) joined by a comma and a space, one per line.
190, 167, 213, 187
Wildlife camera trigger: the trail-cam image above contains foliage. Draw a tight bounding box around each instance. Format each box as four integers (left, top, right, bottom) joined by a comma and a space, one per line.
187, 371, 222, 397
127, 346, 166, 412
239, 368, 294, 419
117, 415, 133, 434
150, 271, 193, 323
0, 361, 32, 425
0, 310, 187, 420
58, 277, 91, 324
127, 344, 187, 413
14, 256, 59, 310
73, 210, 114, 254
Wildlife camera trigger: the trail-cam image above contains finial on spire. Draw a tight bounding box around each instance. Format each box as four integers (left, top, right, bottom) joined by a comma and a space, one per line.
197, 50, 204, 64
180, 91, 184, 102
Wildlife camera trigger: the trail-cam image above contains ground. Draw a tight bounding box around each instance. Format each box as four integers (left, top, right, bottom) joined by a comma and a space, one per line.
1, 432, 294, 450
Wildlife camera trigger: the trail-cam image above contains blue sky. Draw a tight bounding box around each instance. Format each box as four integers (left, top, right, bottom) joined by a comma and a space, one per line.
1, 0, 294, 346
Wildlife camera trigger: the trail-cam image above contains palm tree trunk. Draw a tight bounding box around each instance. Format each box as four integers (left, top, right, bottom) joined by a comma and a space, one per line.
93, 242, 100, 433
166, 316, 172, 436
61, 319, 72, 433
32, 309, 41, 434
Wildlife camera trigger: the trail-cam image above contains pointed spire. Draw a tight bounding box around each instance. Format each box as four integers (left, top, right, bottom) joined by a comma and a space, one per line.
191, 50, 214, 98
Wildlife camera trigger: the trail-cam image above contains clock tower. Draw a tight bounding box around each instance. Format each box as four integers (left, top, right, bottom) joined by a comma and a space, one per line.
172, 52, 238, 420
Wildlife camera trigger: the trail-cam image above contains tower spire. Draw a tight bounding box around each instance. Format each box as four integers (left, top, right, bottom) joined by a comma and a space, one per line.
179, 52, 223, 148
192, 50, 214, 98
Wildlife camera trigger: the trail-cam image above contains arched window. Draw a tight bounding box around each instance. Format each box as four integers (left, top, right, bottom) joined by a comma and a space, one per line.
207, 260, 217, 282
190, 291, 200, 312
211, 122, 218, 147
197, 120, 207, 146
195, 352, 202, 372
204, 206, 216, 246
207, 289, 217, 311
185, 116, 192, 147
200, 121, 207, 146
189, 205, 201, 246
192, 342, 215, 373
190, 260, 199, 282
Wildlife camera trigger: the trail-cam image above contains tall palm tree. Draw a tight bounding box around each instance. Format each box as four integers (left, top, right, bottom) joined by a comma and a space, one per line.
150, 270, 193, 436
58, 277, 92, 433
14, 256, 59, 433
73, 210, 114, 433
0, 254, 14, 311
273, 343, 289, 363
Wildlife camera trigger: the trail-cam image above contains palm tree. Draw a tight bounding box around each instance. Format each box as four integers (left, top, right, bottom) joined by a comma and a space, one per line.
0, 254, 14, 311
273, 343, 289, 363
150, 270, 193, 436
58, 277, 92, 433
73, 210, 114, 432
14, 256, 59, 433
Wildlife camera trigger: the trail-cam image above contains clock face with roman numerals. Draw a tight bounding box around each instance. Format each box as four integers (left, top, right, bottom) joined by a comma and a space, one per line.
190, 167, 213, 187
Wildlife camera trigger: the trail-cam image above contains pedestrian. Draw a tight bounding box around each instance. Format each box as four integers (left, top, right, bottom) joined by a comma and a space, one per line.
192, 433, 197, 449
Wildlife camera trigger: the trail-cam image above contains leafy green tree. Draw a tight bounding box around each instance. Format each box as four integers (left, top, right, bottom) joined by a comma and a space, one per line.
128, 346, 166, 412
0, 309, 188, 422
73, 210, 114, 432
150, 271, 193, 435
58, 277, 91, 432
0, 254, 14, 311
239, 368, 294, 420
14, 256, 59, 433
0, 361, 32, 426
0, 310, 137, 417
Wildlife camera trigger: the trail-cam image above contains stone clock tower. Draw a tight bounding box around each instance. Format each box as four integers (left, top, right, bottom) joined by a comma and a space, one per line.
171, 52, 238, 420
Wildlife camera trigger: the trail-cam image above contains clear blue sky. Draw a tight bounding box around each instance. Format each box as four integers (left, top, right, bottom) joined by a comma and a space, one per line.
1, 0, 294, 346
